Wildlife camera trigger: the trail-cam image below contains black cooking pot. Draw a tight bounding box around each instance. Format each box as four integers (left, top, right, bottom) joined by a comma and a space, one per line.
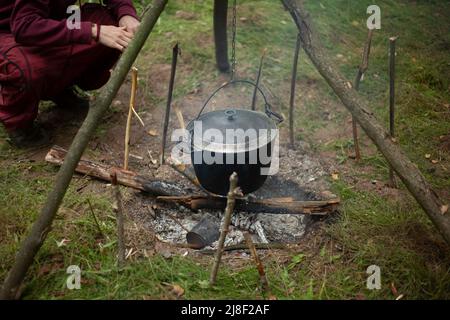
187, 80, 283, 196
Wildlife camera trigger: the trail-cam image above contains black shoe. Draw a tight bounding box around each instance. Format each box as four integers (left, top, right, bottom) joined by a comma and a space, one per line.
51, 87, 90, 110
7, 123, 51, 149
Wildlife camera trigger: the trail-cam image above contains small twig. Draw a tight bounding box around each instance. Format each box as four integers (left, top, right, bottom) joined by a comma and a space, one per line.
165, 212, 190, 233
289, 34, 301, 148
198, 242, 286, 254
352, 29, 374, 161
244, 232, 271, 297
389, 36, 398, 188
167, 158, 201, 188
86, 198, 105, 239
111, 172, 126, 269
174, 106, 185, 130
131, 106, 145, 127
124, 67, 139, 170
209, 172, 240, 286
251, 48, 267, 111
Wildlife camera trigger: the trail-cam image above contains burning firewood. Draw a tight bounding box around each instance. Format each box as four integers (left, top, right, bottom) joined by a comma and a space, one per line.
45, 146, 340, 216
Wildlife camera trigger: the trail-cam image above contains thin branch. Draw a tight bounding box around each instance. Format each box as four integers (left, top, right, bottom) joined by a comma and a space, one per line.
244, 232, 271, 297
112, 173, 126, 269
289, 34, 301, 148
251, 48, 267, 111
87, 198, 105, 239
352, 29, 374, 161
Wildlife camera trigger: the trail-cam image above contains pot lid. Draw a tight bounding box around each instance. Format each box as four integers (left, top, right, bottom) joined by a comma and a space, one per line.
199, 108, 275, 132
187, 108, 278, 153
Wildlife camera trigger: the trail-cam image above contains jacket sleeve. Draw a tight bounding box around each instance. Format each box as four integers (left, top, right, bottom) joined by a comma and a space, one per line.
105, 0, 139, 21
11, 0, 92, 46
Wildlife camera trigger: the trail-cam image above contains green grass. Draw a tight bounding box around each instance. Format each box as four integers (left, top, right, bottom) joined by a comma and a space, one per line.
1, 0, 449, 300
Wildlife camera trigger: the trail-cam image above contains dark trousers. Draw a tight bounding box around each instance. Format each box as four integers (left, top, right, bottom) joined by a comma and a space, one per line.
0, 4, 120, 131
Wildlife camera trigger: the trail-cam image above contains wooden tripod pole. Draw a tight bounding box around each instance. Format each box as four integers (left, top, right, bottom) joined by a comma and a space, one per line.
282, 0, 450, 244
0, 0, 168, 300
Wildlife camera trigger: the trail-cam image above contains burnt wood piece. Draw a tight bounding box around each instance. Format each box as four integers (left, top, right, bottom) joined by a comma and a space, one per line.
282, 0, 450, 244
45, 147, 339, 216
157, 195, 339, 216
45, 146, 185, 197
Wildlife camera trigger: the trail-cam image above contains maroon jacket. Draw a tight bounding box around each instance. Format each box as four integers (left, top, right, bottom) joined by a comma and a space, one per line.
0, 0, 137, 46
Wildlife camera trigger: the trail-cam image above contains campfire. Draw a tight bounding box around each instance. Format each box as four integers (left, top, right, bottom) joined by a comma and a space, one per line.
46, 145, 339, 250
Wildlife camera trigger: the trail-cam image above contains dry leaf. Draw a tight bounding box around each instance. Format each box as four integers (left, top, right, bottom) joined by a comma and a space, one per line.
162, 283, 185, 298
390, 282, 398, 296
148, 129, 158, 137
172, 284, 185, 297
441, 204, 449, 215
431, 159, 439, 164
331, 173, 339, 181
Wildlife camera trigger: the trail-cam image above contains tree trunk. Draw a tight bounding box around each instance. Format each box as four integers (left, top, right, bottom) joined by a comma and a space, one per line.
0, 0, 168, 300
281, 0, 450, 244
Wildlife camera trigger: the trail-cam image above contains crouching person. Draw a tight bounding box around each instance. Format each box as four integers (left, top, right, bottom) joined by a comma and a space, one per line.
0, 0, 140, 148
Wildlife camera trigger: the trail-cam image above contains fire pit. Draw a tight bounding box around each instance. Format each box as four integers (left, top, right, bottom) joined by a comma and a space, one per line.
126, 144, 335, 250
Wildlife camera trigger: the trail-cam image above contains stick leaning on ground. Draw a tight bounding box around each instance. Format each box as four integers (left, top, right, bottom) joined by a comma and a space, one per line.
244, 232, 271, 297
0, 0, 168, 300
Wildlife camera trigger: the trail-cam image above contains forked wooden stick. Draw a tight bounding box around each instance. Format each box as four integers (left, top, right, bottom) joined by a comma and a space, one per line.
124, 67, 139, 170
210, 173, 241, 286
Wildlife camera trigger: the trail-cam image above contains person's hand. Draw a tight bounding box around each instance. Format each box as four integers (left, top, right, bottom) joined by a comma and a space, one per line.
94, 25, 133, 52
119, 15, 140, 35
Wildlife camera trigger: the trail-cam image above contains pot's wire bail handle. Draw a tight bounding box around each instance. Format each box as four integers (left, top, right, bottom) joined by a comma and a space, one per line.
195, 79, 284, 124
265, 102, 284, 124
